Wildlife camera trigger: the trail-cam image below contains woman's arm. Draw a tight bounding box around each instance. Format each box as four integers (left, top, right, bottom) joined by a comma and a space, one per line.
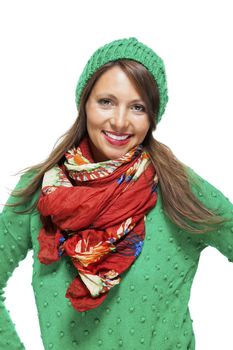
187, 166, 233, 259
0, 172, 33, 350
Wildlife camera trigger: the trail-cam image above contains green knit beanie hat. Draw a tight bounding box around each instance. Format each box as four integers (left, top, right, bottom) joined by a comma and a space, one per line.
75, 37, 168, 124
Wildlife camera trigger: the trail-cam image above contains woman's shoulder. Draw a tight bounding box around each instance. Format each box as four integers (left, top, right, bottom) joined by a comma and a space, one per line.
185, 166, 233, 212
16, 169, 38, 187
4, 169, 40, 211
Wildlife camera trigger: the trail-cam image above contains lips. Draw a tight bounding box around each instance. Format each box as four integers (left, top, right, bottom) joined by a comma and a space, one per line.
102, 130, 132, 146
104, 131, 130, 140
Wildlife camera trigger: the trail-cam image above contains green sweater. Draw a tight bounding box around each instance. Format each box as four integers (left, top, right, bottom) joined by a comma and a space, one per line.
0, 168, 233, 350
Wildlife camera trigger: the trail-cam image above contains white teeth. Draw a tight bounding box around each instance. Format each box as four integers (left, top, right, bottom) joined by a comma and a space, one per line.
104, 131, 130, 140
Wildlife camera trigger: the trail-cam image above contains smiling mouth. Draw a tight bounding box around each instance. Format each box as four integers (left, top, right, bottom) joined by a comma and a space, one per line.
103, 131, 132, 140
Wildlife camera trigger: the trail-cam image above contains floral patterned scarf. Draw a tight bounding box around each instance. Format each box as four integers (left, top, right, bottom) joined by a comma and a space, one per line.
37, 136, 158, 312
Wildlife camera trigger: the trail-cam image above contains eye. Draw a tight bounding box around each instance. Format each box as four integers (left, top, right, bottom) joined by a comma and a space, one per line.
98, 98, 112, 106
132, 104, 146, 112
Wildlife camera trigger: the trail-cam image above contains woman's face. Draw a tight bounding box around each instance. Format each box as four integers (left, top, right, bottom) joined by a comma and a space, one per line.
85, 66, 150, 162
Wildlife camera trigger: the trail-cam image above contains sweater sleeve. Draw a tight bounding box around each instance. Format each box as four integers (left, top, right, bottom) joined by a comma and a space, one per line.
187, 166, 233, 261
0, 172, 35, 350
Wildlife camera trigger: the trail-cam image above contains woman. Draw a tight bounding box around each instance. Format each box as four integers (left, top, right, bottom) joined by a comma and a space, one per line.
0, 37, 232, 350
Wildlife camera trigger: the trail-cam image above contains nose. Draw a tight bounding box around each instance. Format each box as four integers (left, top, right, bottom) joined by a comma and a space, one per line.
109, 105, 129, 130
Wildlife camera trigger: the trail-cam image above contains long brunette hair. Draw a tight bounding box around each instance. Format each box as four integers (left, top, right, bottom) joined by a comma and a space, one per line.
8, 59, 230, 234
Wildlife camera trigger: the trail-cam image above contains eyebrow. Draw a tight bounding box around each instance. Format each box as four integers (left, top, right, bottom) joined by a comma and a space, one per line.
96, 93, 145, 104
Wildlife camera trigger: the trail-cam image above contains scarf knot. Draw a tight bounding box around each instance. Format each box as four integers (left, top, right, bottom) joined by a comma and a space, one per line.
37, 137, 158, 312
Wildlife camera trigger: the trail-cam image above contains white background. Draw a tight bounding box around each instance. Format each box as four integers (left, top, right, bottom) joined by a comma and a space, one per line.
0, 1, 233, 349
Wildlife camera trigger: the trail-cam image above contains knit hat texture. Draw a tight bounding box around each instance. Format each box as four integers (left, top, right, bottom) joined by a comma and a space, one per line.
75, 37, 168, 124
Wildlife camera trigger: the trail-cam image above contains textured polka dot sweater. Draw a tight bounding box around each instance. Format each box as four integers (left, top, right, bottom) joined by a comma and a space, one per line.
0, 168, 233, 350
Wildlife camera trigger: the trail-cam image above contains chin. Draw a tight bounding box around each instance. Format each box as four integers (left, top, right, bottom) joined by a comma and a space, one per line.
92, 137, 137, 162
105, 149, 131, 160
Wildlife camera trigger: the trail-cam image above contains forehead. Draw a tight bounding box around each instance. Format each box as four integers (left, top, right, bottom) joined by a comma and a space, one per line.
91, 66, 142, 98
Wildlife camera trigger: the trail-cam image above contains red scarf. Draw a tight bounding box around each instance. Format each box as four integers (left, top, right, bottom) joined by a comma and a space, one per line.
37, 137, 158, 312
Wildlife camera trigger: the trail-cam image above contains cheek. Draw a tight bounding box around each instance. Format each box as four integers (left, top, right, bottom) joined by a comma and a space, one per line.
86, 106, 110, 129
135, 117, 150, 137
